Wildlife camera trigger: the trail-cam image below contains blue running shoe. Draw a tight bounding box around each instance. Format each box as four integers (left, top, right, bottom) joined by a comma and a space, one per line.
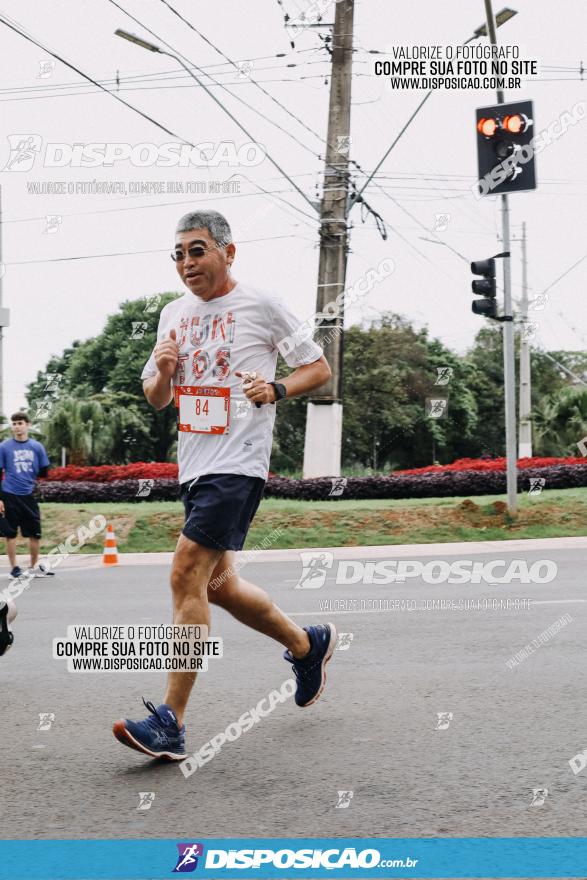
283, 623, 337, 707
113, 698, 186, 760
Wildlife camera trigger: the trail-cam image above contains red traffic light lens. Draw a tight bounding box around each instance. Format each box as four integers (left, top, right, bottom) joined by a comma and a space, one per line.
503, 114, 525, 134
478, 117, 498, 137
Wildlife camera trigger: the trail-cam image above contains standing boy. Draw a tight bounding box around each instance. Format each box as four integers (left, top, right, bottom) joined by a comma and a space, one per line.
0, 412, 53, 578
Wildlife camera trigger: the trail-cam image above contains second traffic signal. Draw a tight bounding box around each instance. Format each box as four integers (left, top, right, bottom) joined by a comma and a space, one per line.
471, 258, 497, 318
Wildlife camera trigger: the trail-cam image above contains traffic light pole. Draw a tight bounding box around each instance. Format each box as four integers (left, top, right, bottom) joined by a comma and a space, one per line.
302, 0, 354, 478
518, 222, 532, 457
483, 0, 518, 513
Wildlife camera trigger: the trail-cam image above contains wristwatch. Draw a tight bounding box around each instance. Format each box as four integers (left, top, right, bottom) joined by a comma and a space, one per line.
268, 381, 287, 404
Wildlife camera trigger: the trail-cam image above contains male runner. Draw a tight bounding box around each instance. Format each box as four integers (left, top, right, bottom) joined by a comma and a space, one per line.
0, 412, 54, 578
113, 210, 337, 760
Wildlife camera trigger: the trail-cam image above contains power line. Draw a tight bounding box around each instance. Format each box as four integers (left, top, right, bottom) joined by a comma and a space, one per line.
3, 234, 311, 267
538, 348, 587, 387
107, 0, 324, 163
158, 0, 327, 152
106, 0, 319, 211
539, 253, 587, 298
0, 71, 338, 103
0, 57, 330, 98
0, 187, 314, 226
0, 14, 193, 146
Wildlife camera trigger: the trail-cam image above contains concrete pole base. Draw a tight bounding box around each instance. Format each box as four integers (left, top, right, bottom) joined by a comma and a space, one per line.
302, 402, 343, 478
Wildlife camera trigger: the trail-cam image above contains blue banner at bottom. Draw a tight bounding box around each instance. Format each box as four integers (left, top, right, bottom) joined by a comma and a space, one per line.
1, 838, 587, 879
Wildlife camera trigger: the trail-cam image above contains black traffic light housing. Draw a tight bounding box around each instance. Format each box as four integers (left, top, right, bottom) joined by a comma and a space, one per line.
471, 257, 497, 318
475, 100, 536, 197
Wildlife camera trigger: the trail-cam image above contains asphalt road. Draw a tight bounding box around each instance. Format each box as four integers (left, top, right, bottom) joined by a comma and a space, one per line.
2, 544, 586, 841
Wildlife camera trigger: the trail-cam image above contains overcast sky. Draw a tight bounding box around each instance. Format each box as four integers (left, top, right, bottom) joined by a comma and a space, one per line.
0, 0, 585, 415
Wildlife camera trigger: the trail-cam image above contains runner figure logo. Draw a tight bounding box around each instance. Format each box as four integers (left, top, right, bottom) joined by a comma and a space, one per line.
136, 479, 154, 498
144, 294, 161, 313
131, 322, 148, 340
295, 551, 333, 589
328, 477, 347, 497
137, 792, 156, 811
530, 292, 549, 311
426, 398, 448, 419
34, 399, 53, 420
38, 60, 56, 79
336, 633, 354, 651
44, 215, 62, 234
44, 373, 62, 393
528, 477, 545, 495
434, 366, 453, 386
233, 399, 252, 420
530, 787, 548, 807
3, 134, 42, 171
433, 212, 450, 232
173, 843, 204, 873
336, 135, 352, 155
435, 712, 453, 731
335, 790, 354, 809
37, 713, 55, 731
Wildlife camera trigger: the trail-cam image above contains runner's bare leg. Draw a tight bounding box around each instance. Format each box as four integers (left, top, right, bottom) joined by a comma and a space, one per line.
29, 538, 40, 569
208, 551, 310, 658
163, 534, 223, 725
6, 538, 17, 570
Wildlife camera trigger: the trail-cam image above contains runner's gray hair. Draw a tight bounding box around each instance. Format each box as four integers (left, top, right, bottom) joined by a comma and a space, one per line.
175, 211, 233, 247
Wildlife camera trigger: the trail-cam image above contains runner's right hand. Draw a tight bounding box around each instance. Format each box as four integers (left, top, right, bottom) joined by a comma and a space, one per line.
0, 501, 4, 515
154, 329, 179, 380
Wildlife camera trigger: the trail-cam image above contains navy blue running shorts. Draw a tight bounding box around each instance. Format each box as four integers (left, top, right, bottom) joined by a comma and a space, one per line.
180, 473, 266, 552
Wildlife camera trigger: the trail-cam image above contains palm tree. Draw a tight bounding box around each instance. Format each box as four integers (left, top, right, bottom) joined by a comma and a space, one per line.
532, 387, 587, 456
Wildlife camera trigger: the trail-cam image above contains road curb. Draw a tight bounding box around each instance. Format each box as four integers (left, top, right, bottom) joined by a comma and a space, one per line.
3, 534, 585, 573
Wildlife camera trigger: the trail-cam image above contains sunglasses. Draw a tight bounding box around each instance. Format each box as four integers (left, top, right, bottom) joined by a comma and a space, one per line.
171, 244, 217, 263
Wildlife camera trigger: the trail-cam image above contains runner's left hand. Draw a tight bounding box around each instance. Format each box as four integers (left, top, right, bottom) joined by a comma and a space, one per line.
236, 371, 276, 406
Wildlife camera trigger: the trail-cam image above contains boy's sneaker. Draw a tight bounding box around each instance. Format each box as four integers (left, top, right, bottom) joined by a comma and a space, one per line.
10, 566, 23, 578
0, 601, 14, 656
112, 698, 186, 761
30, 564, 55, 578
283, 623, 337, 708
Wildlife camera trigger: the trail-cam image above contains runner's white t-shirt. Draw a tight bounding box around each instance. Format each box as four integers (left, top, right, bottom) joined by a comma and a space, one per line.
141, 282, 323, 484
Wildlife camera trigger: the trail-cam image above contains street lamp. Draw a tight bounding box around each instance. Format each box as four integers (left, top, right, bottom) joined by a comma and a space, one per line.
114, 29, 161, 52
473, 8, 517, 37
113, 28, 316, 212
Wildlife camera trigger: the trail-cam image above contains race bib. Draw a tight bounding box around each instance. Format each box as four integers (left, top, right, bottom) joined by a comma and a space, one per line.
174, 385, 230, 434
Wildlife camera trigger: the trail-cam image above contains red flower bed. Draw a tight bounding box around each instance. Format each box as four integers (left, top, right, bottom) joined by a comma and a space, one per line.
396, 456, 587, 476
43, 462, 179, 483
43, 463, 279, 483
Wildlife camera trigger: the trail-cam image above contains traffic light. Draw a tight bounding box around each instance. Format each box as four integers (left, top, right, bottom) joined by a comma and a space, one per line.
475, 100, 536, 196
471, 258, 497, 317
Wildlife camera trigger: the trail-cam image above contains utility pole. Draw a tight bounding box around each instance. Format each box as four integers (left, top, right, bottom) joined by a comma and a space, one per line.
483, 0, 518, 513
518, 222, 532, 457
302, 0, 354, 478
0, 186, 10, 427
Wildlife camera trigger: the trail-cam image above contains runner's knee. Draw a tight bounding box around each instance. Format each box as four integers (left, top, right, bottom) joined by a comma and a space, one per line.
171, 544, 221, 598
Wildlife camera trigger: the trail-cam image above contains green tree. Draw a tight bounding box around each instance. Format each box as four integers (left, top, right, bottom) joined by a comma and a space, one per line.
532, 386, 587, 456
27, 293, 180, 464
272, 313, 480, 472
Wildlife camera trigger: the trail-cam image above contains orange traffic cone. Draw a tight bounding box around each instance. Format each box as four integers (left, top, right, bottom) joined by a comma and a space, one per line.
102, 523, 119, 565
